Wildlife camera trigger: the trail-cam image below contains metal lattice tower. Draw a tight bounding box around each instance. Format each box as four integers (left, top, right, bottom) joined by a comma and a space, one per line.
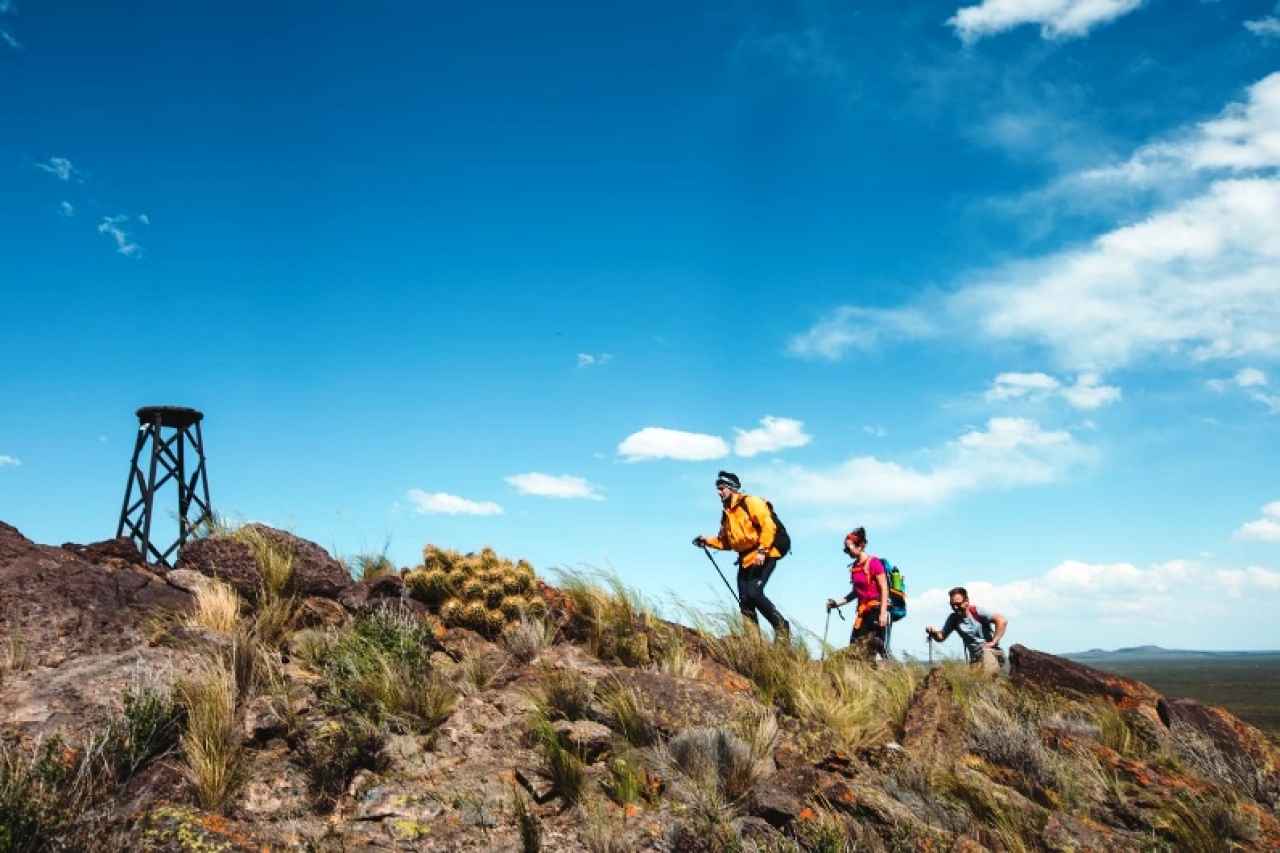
116, 406, 213, 567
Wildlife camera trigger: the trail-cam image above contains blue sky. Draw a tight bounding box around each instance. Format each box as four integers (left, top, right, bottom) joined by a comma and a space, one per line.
3, 0, 1280, 656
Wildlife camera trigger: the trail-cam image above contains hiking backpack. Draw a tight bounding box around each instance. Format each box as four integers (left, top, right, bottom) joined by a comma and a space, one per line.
880, 558, 907, 622
743, 495, 792, 558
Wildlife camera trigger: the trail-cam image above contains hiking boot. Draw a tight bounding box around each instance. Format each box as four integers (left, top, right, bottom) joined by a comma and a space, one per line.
773, 620, 791, 644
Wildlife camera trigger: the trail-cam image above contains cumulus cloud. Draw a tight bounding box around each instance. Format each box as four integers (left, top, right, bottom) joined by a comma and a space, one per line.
576, 353, 613, 369
934, 556, 1280, 650
98, 215, 144, 257
755, 417, 1088, 509
1237, 501, 1280, 541
58, 201, 74, 218
36, 157, 77, 181
949, 0, 1146, 43
986, 372, 1122, 410
618, 427, 729, 462
787, 305, 935, 361
733, 417, 812, 457
406, 489, 503, 516
505, 472, 604, 500
0, 455, 20, 467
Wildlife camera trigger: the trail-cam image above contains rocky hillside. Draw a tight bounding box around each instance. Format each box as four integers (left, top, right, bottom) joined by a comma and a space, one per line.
1, 520, 1277, 852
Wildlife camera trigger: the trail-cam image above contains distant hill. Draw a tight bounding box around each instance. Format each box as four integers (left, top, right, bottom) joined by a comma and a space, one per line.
1067, 646, 1280, 662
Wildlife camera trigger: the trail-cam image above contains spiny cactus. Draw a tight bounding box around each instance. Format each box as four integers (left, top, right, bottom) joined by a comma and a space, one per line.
405, 568, 451, 605
500, 595, 527, 621
461, 600, 489, 631
439, 598, 464, 626
461, 578, 486, 602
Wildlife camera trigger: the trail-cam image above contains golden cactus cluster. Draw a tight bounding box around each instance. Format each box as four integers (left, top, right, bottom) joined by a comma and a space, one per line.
405, 544, 544, 638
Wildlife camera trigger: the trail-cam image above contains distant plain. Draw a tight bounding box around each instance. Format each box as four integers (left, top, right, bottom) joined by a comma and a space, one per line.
1067, 649, 1280, 738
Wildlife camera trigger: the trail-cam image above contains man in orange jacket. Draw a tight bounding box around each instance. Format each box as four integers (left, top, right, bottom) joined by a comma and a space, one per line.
694, 471, 790, 642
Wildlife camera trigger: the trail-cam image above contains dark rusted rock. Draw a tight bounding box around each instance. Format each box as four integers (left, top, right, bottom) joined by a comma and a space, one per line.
337, 574, 405, 613
61, 536, 147, 568
0, 520, 191, 668
901, 667, 966, 765
238, 524, 351, 598
175, 535, 262, 598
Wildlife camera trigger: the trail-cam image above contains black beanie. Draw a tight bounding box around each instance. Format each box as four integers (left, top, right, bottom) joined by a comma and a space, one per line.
715, 471, 741, 491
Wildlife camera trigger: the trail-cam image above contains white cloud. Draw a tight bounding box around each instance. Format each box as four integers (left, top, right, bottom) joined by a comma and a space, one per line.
58, 201, 74, 218
986, 372, 1121, 410
733, 417, 812, 457
505, 472, 604, 500
986, 372, 1061, 402
949, 0, 1146, 43
787, 305, 935, 361
1237, 501, 1280, 541
910, 556, 1280, 651
755, 417, 1088, 509
1084, 73, 1280, 185
1060, 373, 1122, 409
98, 215, 143, 257
1209, 367, 1280, 413
951, 177, 1280, 370
1245, 17, 1280, 38
1, 29, 18, 49
576, 352, 613, 369
618, 427, 729, 462
0, 455, 20, 467
138, 213, 150, 226
405, 489, 503, 516
36, 157, 77, 181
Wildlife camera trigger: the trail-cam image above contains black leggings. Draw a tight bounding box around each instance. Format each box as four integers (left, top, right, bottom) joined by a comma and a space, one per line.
737, 557, 785, 630
850, 608, 888, 660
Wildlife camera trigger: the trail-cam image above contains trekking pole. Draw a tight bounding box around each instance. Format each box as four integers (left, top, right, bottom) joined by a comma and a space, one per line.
700, 545, 739, 605
821, 607, 832, 661
927, 634, 934, 666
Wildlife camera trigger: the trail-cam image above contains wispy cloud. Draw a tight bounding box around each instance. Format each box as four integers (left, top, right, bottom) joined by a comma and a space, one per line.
406, 488, 503, 516
618, 427, 729, 462
505, 472, 604, 500
576, 352, 613, 369
1237, 501, 1280, 541
35, 157, 78, 181
787, 305, 935, 362
733, 417, 812, 457
0, 1, 17, 51
0, 455, 20, 467
755, 417, 1089, 510
949, 0, 1146, 44
1245, 15, 1280, 38
986, 372, 1122, 410
97, 215, 144, 257
58, 201, 75, 218
1208, 367, 1280, 413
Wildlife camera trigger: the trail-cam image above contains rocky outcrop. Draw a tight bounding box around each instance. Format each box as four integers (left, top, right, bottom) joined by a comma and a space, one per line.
175, 524, 353, 599
3, 520, 1279, 853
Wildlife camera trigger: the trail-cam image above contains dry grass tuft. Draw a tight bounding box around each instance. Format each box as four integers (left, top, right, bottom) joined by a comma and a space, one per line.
186, 579, 242, 632
175, 651, 241, 810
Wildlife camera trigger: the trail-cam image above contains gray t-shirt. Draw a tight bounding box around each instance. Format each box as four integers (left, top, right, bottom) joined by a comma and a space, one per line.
942, 606, 997, 663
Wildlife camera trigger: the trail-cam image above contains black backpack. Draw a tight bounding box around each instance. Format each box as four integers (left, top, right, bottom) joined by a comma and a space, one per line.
745, 495, 791, 558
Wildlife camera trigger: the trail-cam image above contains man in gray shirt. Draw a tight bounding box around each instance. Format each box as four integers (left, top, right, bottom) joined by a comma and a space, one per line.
926, 586, 1008, 673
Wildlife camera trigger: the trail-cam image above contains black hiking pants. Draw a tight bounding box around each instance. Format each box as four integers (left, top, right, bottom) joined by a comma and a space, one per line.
737, 556, 786, 632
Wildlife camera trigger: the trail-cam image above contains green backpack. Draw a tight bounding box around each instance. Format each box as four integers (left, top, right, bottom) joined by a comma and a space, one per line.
880, 558, 907, 622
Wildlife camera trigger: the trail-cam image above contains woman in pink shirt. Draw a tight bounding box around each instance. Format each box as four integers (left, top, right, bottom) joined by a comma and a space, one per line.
825, 527, 890, 661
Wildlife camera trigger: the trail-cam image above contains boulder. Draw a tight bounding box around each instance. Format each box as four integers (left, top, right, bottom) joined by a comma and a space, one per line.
175, 535, 262, 598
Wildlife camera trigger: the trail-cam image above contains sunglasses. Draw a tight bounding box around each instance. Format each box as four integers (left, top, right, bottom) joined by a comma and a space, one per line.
950, 601, 968, 610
